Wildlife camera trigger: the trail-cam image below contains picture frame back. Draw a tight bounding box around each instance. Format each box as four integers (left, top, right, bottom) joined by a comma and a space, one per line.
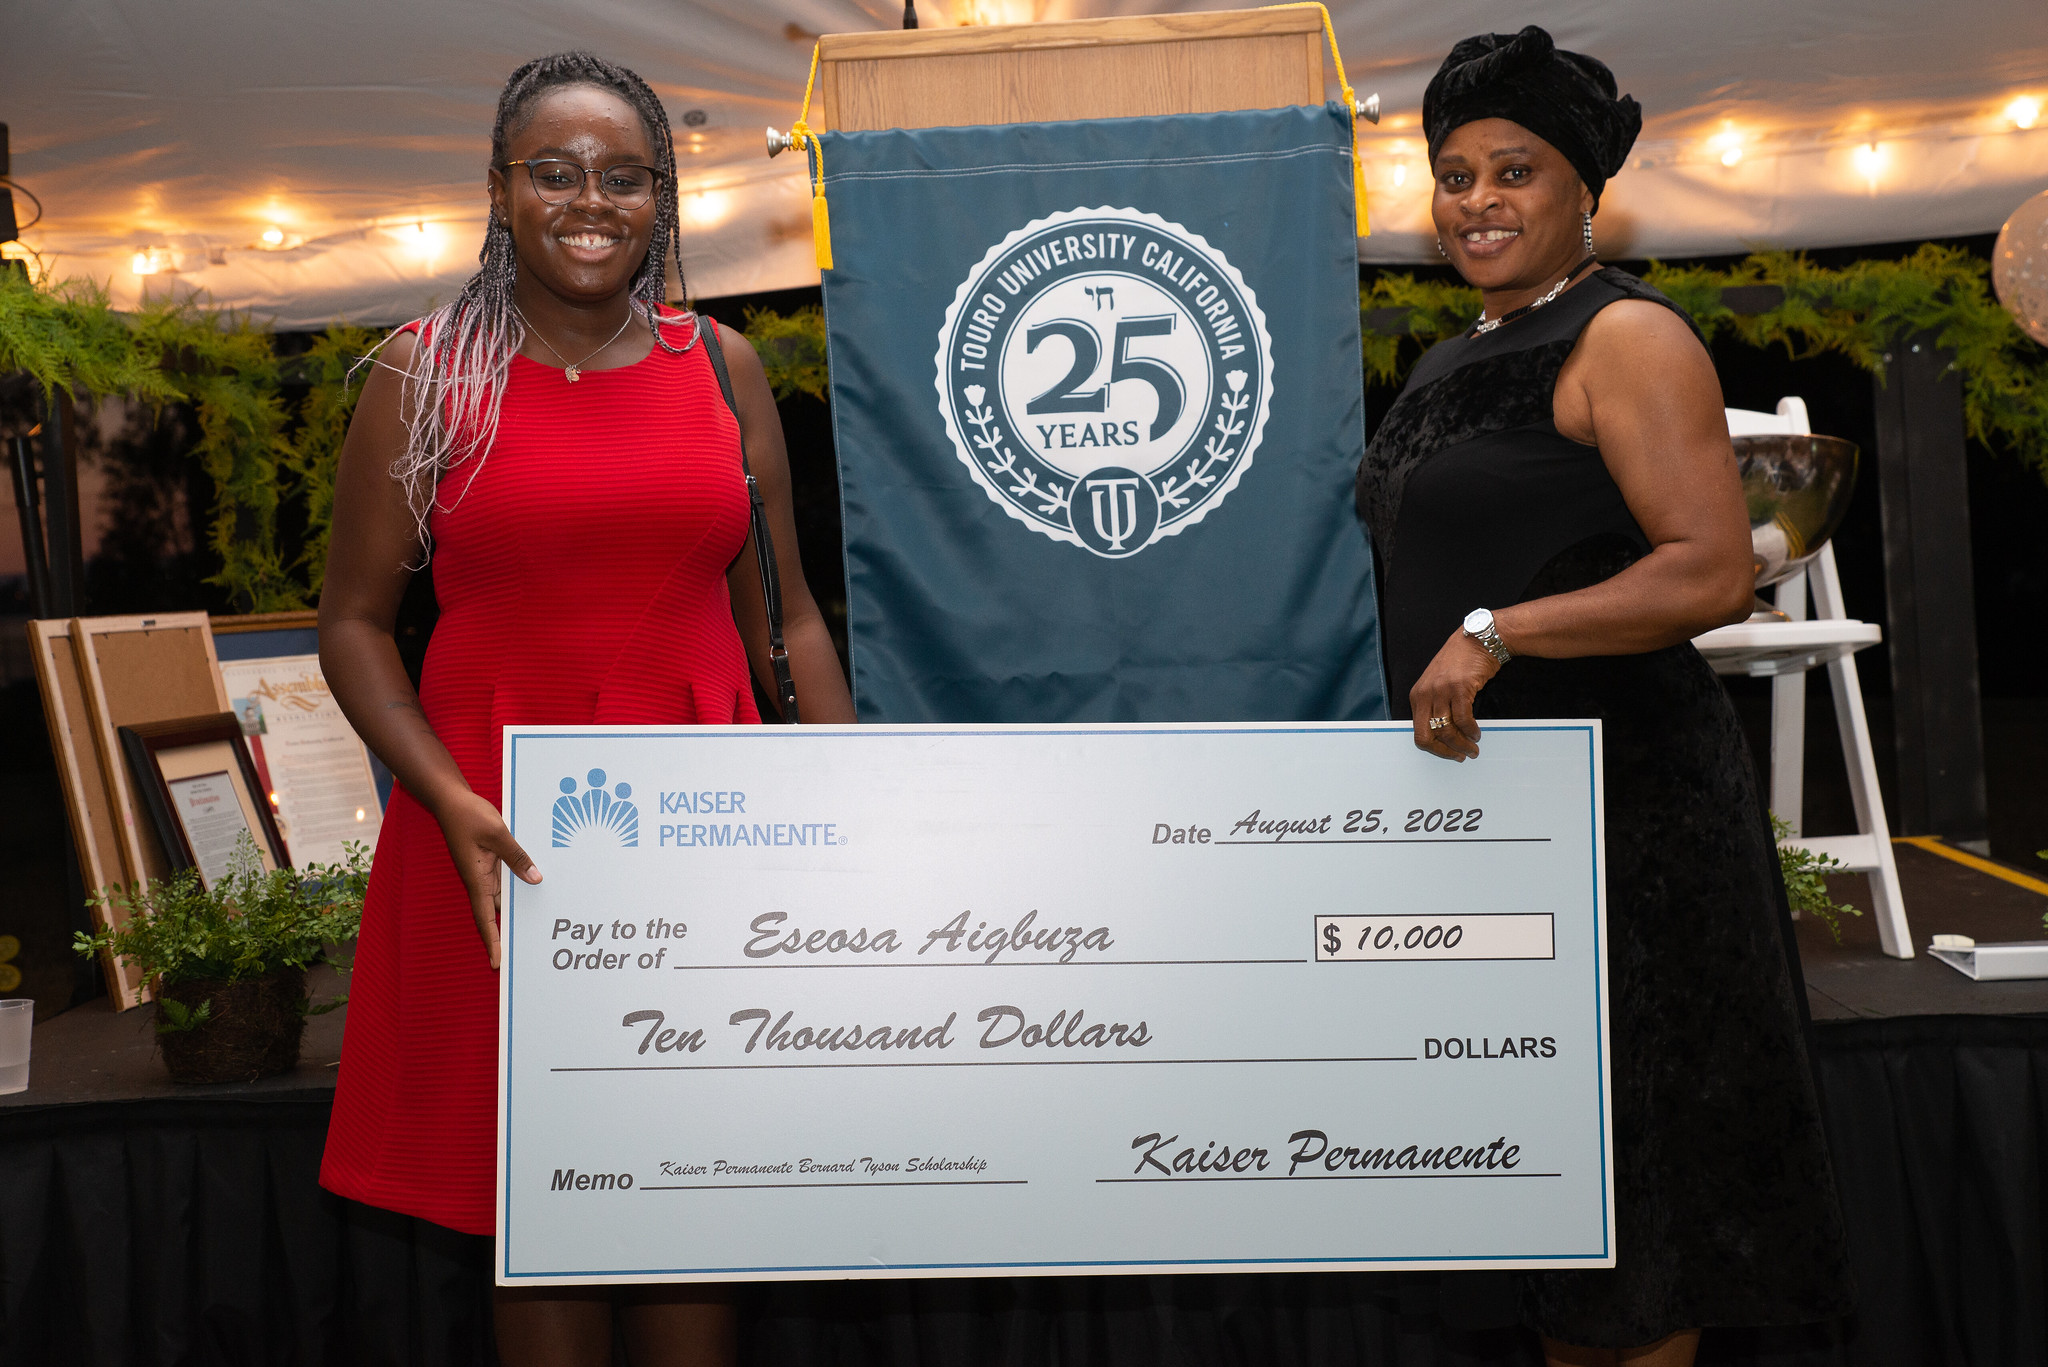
69, 612, 232, 1006
26, 619, 134, 1002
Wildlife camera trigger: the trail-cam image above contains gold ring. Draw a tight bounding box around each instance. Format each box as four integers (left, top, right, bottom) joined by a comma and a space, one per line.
1428, 716, 1450, 730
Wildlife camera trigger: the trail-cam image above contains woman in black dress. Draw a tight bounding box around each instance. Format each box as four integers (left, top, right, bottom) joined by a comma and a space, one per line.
1356, 27, 1855, 1367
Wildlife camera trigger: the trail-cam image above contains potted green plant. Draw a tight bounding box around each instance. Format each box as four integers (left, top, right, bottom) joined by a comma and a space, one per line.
75, 834, 368, 1084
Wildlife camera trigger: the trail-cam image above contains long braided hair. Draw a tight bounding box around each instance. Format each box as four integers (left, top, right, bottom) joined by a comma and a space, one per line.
383, 51, 698, 554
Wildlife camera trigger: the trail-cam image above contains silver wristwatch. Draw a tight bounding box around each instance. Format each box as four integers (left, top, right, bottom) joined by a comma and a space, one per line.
1463, 608, 1512, 664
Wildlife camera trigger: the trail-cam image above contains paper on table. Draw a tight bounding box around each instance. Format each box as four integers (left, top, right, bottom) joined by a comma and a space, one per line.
1928, 942, 2048, 981
168, 771, 249, 888
217, 654, 383, 868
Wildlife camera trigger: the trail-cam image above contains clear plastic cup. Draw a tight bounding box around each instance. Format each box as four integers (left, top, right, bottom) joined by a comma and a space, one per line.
0, 998, 32, 1094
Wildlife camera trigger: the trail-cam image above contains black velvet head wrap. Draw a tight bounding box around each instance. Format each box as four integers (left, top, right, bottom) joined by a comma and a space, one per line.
1423, 26, 1641, 204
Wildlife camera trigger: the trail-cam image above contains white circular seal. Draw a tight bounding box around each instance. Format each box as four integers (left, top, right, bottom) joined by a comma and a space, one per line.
934, 206, 1274, 558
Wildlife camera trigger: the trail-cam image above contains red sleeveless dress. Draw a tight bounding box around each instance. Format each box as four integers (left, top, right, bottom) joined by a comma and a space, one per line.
320, 323, 760, 1234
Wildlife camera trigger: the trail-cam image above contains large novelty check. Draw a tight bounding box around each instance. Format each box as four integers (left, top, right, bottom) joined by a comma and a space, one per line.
496, 723, 1612, 1283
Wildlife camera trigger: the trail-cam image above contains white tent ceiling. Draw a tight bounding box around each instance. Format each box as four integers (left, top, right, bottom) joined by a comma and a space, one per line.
5, 0, 2047, 329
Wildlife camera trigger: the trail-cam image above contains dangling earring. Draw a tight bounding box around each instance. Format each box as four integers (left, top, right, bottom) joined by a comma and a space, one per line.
1583, 212, 1595, 253
1436, 237, 1450, 260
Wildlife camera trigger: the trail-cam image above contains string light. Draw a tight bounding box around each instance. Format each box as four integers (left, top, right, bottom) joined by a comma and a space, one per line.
402, 221, 445, 261
682, 189, 732, 228
949, 0, 1039, 22
1707, 126, 1746, 167
105, 95, 2039, 286
1369, 138, 1424, 193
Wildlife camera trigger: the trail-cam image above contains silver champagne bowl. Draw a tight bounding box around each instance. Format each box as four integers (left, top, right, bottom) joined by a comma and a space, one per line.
1735, 434, 1860, 589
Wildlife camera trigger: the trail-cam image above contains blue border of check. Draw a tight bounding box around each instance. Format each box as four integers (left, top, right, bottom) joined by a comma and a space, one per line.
502, 723, 1609, 1279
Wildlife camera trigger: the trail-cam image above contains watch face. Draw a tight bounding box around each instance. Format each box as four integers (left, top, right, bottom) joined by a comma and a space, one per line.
1463, 608, 1492, 635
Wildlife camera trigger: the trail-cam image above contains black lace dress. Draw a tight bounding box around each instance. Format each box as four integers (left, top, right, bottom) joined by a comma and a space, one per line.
1355, 268, 1854, 1347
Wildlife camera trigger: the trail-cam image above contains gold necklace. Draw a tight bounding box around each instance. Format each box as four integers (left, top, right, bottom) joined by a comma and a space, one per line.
514, 302, 639, 382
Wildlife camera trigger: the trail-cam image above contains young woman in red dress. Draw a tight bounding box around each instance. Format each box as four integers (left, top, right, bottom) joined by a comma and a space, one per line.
317, 52, 855, 1366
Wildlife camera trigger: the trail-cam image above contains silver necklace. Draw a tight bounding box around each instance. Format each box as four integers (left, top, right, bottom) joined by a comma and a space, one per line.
514, 301, 639, 382
1471, 255, 1598, 336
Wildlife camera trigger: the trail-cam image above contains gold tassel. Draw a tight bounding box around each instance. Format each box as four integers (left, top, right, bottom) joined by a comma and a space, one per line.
788, 43, 834, 272
1352, 144, 1371, 237
811, 188, 834, 271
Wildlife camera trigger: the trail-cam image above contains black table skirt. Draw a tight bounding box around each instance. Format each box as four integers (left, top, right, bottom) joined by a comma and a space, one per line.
3, 1014, 2042, 1367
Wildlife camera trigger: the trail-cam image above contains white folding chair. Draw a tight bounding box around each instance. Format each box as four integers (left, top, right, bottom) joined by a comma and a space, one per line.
1692, 397, 1912, 957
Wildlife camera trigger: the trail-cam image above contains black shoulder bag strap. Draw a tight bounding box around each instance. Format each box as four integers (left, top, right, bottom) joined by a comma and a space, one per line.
697, 319, 801, 723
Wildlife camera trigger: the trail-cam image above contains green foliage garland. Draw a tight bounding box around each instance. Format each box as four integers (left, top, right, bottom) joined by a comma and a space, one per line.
284, 325, 383, 598
5, 244, 2038, 614
137, 304, 304, 610
1359, 274, 1481, 385
0, 269, 831, 609
0, 269, 331, 609
742, 304, 830, 402
1359, 246, 2048, 483
1652, 246, 2048, 482
0, 275, 179, 403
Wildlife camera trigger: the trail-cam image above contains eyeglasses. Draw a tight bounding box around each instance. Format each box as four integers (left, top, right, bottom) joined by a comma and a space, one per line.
501, 159, 662, 209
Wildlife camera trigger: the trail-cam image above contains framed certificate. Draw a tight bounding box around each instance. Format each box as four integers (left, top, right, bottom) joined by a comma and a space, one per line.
215, 652, 385, 869
118, 713, 289, 889
497, 722, 1612, 1284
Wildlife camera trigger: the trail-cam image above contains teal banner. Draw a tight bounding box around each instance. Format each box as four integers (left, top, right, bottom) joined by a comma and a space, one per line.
820, 104, 1386, 722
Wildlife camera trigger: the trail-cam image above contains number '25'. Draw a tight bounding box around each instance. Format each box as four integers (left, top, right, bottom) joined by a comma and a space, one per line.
1024, 316, 1185, 439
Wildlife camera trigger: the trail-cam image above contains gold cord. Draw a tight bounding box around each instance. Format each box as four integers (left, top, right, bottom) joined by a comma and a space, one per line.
1273, 3, 1370, 235
787, 41, 833, 270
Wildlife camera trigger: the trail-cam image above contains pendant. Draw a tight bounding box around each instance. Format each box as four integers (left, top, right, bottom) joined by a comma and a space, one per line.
564, 365, 581, 383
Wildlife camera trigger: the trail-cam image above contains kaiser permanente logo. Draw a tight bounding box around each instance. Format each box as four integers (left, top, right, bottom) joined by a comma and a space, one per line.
552, 772, 844, 852
552, 769, 639, 848
655, 787, 843, 850
935, 206, 1274, 559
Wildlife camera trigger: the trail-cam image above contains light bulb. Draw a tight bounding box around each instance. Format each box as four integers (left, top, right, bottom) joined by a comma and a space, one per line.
260, 225, 285, 247
682, 190, 732, 227
131, 251, 158, 276
1852, 141, 1888, 188
1720, 147, 1743, 167
2008, 96, 2042, 131
404, 222, 444, 259
1391, 162, 1407, 187
1707, 127, 1745, 168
